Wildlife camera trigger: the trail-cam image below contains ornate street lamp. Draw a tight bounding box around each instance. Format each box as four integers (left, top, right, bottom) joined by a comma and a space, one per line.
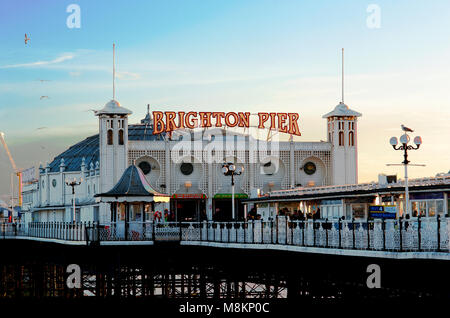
65, 177, 82, 222
389, 131, 422, 217
222, 162, 244, 220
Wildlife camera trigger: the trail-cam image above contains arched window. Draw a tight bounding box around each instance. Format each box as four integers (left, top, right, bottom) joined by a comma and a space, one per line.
107, 129, 113, 145
118, 129, 124, 145
349, 131, 354, 146
339, 131, 344, 146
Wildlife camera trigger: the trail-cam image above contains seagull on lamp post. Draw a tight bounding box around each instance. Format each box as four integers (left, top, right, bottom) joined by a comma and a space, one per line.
401, 124, 414, 133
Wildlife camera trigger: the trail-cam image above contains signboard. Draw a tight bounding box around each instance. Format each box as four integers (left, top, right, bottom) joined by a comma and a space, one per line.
152, 111, 301, 136
369, 205, 397, 219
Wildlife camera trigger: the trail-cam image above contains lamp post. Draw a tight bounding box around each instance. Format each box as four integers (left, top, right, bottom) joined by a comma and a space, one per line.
389, 134, 422, 217
222, 162, 244, 220
65, 177, 82, 222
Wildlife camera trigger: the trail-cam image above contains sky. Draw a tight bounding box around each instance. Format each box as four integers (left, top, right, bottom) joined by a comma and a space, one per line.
0, 0, 450, 201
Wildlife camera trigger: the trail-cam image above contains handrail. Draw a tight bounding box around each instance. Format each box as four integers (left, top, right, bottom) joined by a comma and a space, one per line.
1, 217, 448, 253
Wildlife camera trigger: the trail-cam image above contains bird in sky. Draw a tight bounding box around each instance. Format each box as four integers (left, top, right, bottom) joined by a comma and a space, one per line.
24, 33, 30, 44
86, 109, 98, 114
36, 127, 48, 130
40, 96, 49, 100
36, 79, 51, 82
401, 124, 414, 133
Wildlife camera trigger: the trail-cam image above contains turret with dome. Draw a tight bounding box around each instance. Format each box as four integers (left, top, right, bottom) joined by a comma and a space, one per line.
323, 101, 362, 185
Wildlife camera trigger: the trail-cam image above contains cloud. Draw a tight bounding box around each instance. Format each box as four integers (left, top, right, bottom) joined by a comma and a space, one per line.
0, 54, 75, 69
69, 71, 82, 77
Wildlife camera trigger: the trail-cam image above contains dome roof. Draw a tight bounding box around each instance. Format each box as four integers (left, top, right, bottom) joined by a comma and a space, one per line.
96, 99, 132, 116
322, 102, 362, 118
47, 125, 165, 173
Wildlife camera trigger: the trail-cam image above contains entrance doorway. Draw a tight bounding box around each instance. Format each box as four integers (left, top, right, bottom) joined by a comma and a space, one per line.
213, 199, 245, 221
172, 199, 206, 222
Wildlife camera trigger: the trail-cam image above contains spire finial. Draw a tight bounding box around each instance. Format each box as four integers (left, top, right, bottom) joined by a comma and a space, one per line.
113, 43, 116, 100
341, 48, 344, 104
147, 104, 150, 115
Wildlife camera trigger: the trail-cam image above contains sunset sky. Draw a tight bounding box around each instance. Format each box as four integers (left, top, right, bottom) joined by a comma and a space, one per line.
1, 0, 450, 200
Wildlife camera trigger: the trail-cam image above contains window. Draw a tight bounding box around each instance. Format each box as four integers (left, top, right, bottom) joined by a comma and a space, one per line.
180, 162, 194, 175
349, 131, 354, 146
138, 161, 152, 175
52, 179, 57, 187
411, 199, 444, 217
107, 129, 113, 145
303, 162, 316, 175
118, 129, 124, 145
93, 206, 99, 222
262, 161, 275, 175
338, 131, 344, 146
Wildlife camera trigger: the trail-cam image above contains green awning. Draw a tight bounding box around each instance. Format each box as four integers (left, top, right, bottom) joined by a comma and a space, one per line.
214, 193, 248, 199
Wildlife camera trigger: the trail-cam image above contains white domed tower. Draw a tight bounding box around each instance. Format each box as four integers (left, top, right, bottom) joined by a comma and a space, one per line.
323, 102, 362, 185
96, 99, 132, 193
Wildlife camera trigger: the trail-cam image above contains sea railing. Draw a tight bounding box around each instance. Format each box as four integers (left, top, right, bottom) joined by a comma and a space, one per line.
0, 217, 449, 252
181, 216, 450, 252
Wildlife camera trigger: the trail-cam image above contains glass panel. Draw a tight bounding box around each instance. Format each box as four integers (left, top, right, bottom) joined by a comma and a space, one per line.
345, 205, 352, 219
419, 201, 426, 217
144, 204, 152, 221
118, 203, 126, 221
352, 204, 365, 219
436, 200, 444, 215
333, 206, 338, 218
427, 200, 436, 217
411, 201, 418, 217
132, 203, 141, 221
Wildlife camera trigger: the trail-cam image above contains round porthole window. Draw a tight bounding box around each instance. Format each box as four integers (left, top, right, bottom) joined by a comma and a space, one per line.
303, 162, 316, 175
52, 179, 57, 187
262, 161, 275, 175
138, 161, 152, 175
180, 162, 194, 175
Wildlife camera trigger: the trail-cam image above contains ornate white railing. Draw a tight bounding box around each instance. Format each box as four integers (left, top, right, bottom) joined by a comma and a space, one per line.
180, 217, 450, 252
1, 217, 449, 252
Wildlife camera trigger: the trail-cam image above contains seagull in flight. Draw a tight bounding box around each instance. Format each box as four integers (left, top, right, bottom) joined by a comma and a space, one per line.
40, 96, 49, 100
36, 127, 48, 130
24, 33, 30, 44
401, 124, 414, 133
36, 79, 51, 82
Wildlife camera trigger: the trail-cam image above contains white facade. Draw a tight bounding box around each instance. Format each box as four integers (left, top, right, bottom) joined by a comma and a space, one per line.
23, 99, 361, 222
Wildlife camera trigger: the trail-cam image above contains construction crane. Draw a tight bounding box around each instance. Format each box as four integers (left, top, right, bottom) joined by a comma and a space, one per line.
0, 132, 22, 212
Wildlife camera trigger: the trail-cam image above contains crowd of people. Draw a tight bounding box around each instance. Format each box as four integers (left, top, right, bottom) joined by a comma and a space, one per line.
150, 206, 322, 223
273, 207, 320, 221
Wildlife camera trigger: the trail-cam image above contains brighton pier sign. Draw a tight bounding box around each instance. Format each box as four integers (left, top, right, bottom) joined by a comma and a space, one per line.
152, 111, 301, 136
